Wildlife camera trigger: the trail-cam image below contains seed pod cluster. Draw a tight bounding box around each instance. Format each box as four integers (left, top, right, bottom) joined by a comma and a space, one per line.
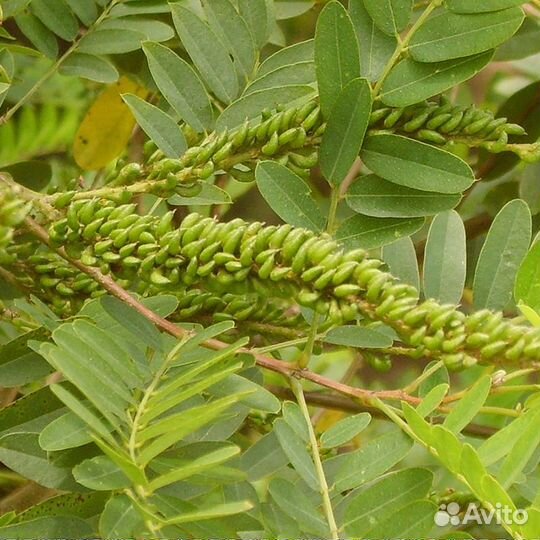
16, 206, 540, 369
0, 185, 31, 264
100, 101, 325, 195
369, 100, 526, 151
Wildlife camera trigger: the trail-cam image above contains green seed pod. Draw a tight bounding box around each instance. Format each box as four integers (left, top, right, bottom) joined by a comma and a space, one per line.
280, 106, 298, 131
504, 123, 526, 136
313, 269, 336, 290
480, 340, 507, 359
410, 326, 427, 347
94, 239, 114, 255
365, 352, 392, 373
230, 167, 256, 183
119, 242, 138, 258
334, 284, 362, 298
123, 256, 142, 267
439, 111, 464, 134
198, 161, 216, 180
295, 100, 318, 123
369, 108, 391, 126
278, 127, 300, 146
503, 337, 525, 361
213, 141, 234, 163
332, 261, 358, 285
150, 269, 171, 285
403, 111, 431, 132
137, 243, 159, 257
258, 254, 275, 280
301, 265, 325, 282
269, 266, 290, 281
291, 237, 318, 273
232, 120, 250, 148
82, 218, 106, 241
109, 203, 137, 221
384, 108, 405, 128
417, 129, 447, 144
289, 151, 318, 169
464, 116, 493, 135
262, 131, 280, 156
78, 199, 98, 226
66, 202, 84, 231
54, 191, 76, 209
54, 282, 74, 297
269, 224, 293, 249
426, 113, 453, 130
40, 276, 60, 288
102, 251, 121, 263
302, 106, 321, 131
214, 252, 236, 265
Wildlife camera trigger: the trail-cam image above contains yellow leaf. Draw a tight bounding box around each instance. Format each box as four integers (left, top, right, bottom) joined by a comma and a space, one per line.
73, 76, 148, 170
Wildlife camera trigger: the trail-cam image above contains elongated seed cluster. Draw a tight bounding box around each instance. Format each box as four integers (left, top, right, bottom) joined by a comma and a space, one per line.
0, 183, 30, 264
369, 100, 526, 149
8, 205, 540, 369
47, 98, 538, 209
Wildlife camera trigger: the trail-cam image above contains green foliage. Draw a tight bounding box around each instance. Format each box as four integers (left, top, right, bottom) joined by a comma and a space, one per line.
2, 1, 540, 539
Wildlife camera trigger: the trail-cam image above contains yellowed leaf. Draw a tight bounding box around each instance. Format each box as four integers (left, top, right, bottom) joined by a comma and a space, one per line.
73, 76, 148, 170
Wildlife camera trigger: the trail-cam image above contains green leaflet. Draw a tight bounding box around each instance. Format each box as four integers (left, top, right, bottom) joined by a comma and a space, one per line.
59, 53, 118, 84
0, 517, 92, 539
347, 175, 461, 218
380, 52, 493, 107
495, 18, 540, 61
202, 0, 257, 80
447, 0, 525, 14
361, 134, 475, 194
143, 42, 214, 132
343, 468, 433, 537
170, 3, 239, 103
39, 411, 94, 451
99, 495, 143, 539
363, 0, 412, 36
319, 78, 372, 185
73, 456, 130, 490
349, 0, 396, 82
273, 419, 318, 490
238, 0, 269, 48
122, 93, 187, 158
65, 0, 98, 26
282, 402, 310, 443
444, 375, 492, 434
473, 199, 531, 310
31, 0, 79, 41
337, 214, 425, 250
255, 161, 326, 232
315, 1, 360, 118
330, 428, 413, 491
258, 39, 314, 76
324, 325, 393, 349
423, 210, 466, 304
269, 478, 330, 537
515, 240, 540, 311
382, 237, 420, 289
244, 62, 316, 95
320, 413, 371, 449
14, 12, 58, 58
409, 7, 524, 62
77, 29, 147, 54
365, 500, 437, 539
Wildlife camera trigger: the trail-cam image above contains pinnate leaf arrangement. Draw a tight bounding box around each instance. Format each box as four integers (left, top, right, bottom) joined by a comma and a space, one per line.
2, 1, 540, 539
